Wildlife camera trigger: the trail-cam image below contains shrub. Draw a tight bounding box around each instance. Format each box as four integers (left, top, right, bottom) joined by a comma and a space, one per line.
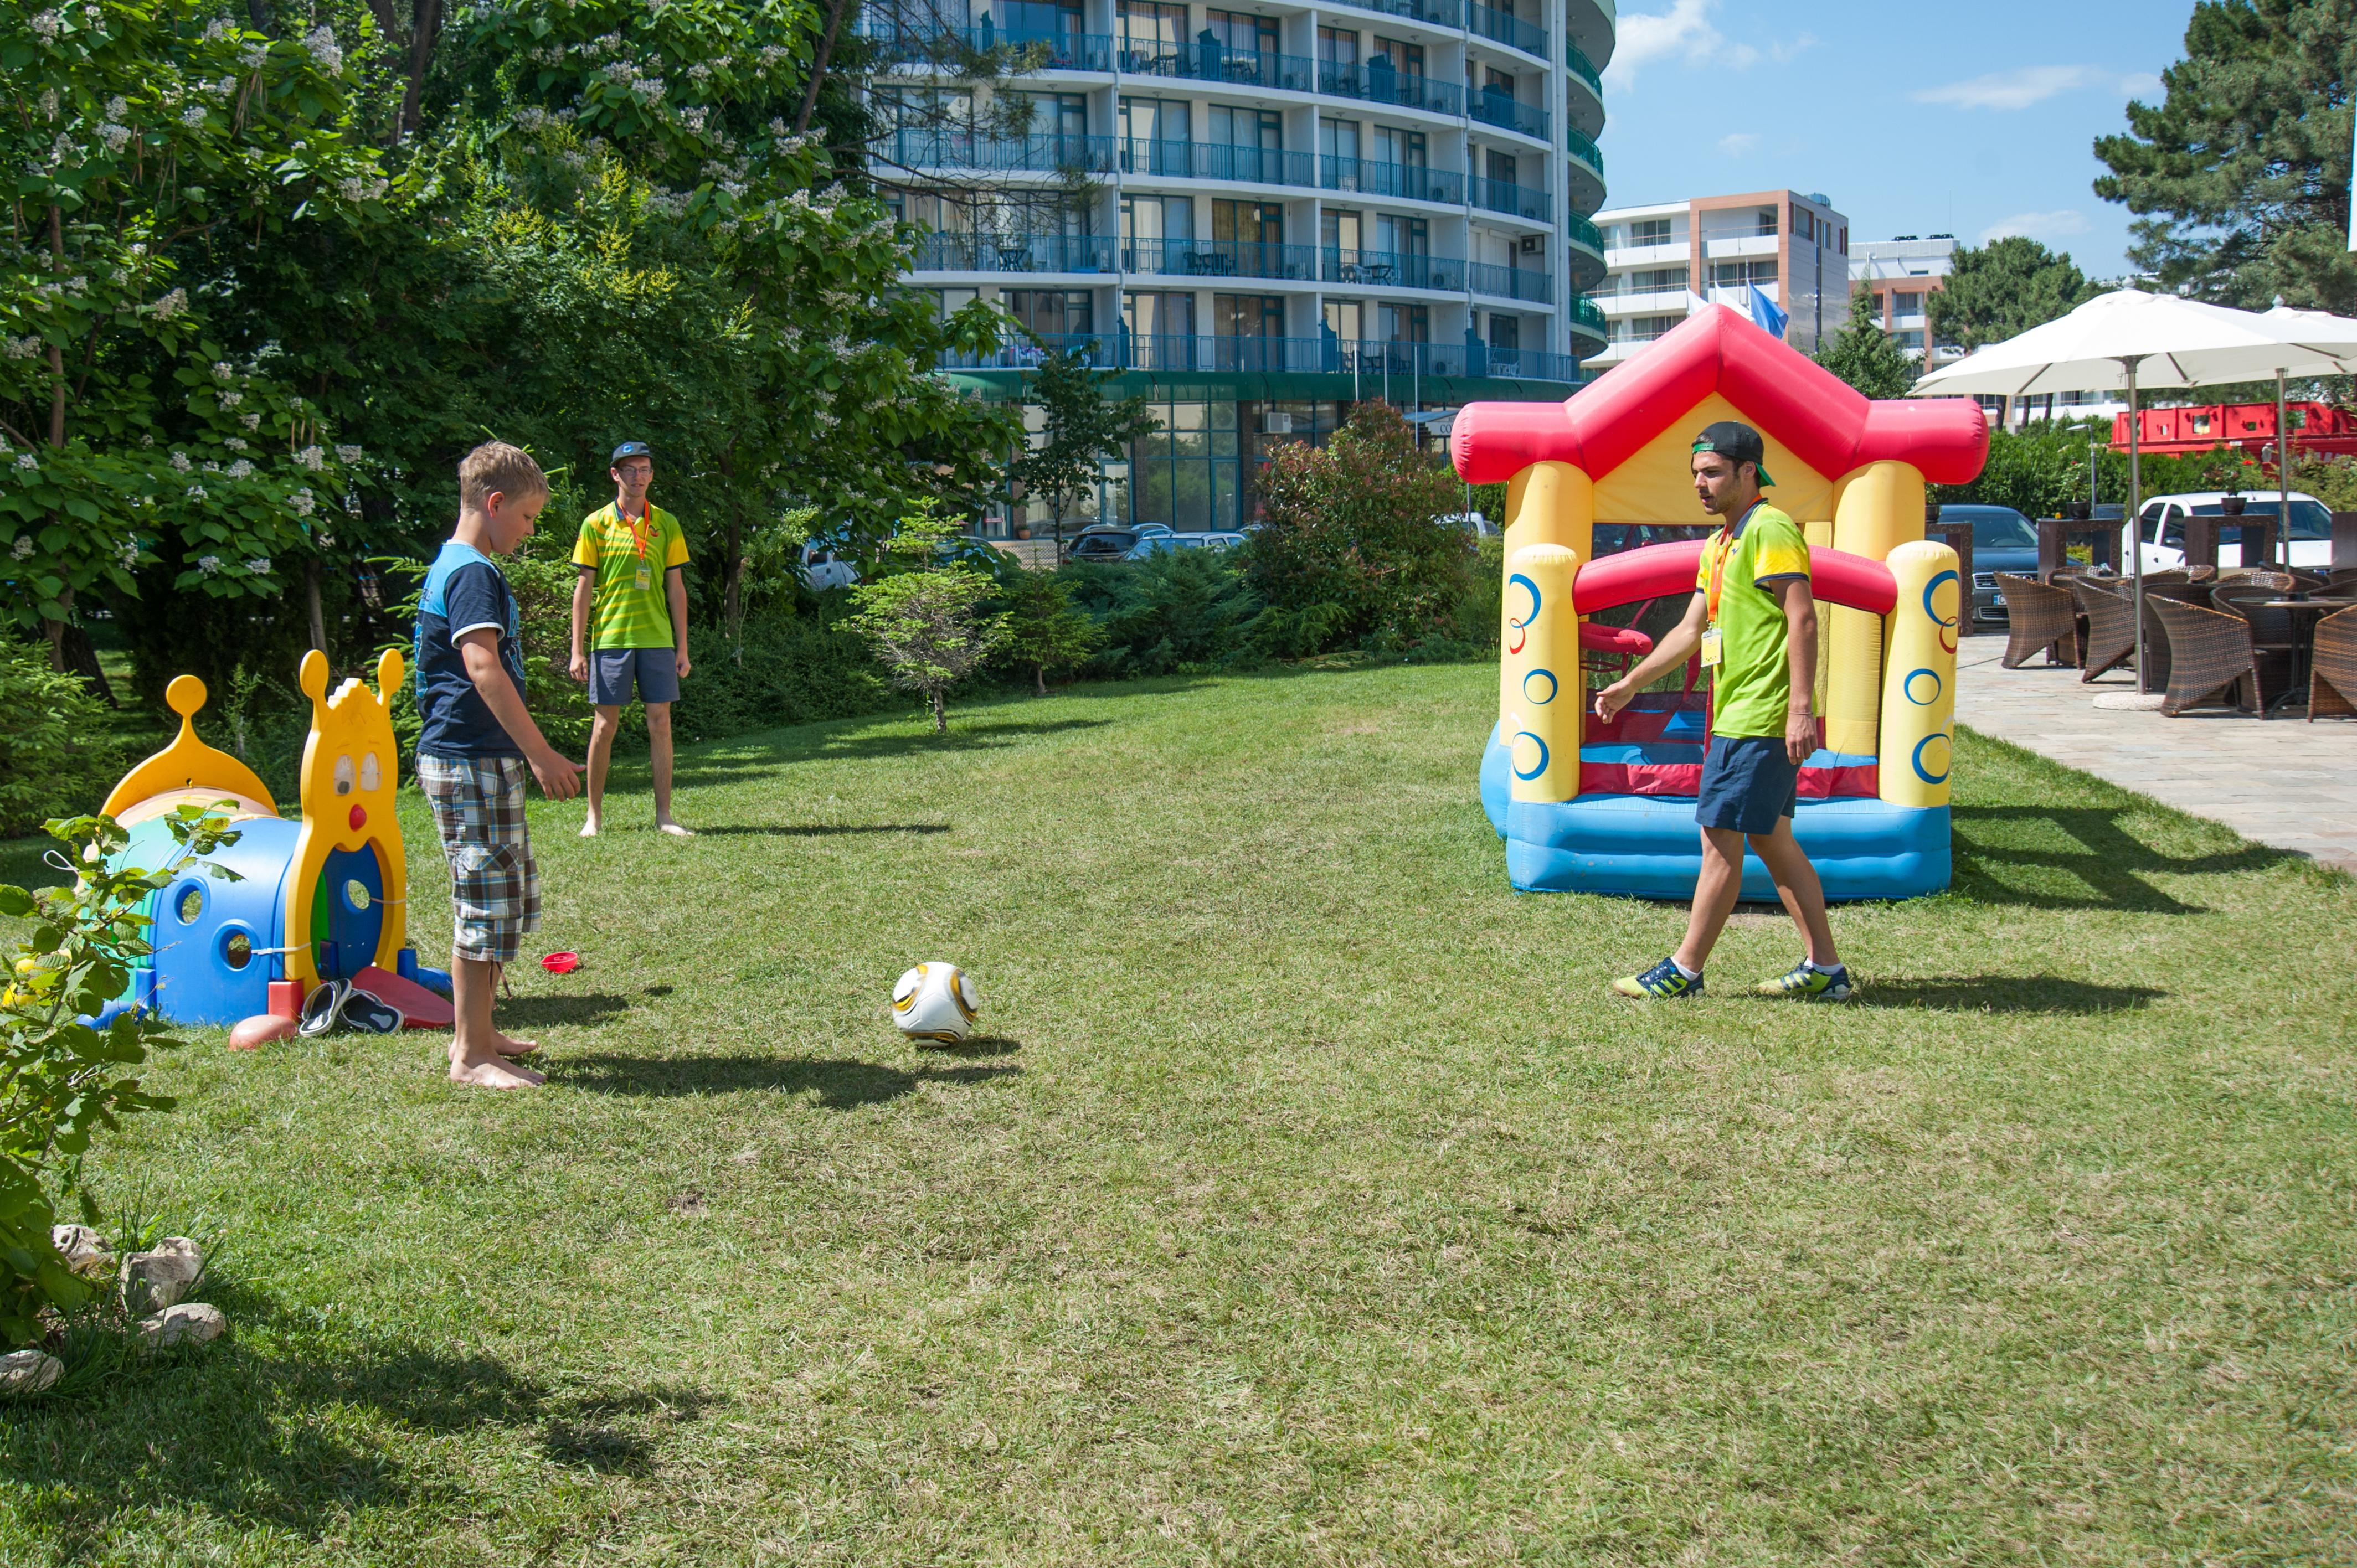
1058, 550, 1341, 676
0, 649, 130, 839
673, 614, 896, 741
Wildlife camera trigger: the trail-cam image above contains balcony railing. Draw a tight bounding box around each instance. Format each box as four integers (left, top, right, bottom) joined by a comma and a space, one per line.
1468, 175, 1550, 223
1321, 248, 1463, 291
1319, 0, 1468, 28
857, 22, 1115, 73
1564, 214, 1604, 255
1118, 42, 1317, 91
1468, 86, 1548, 141
1565, 124, 1604, 178
1121, 238, 1322, 281
1319, 156, 1463, 205
1317, 64, 1465, 118
1466, 260, 1553, 302
1468, 3, 1548, 59
884, 128, 1116, 173
937, 329, 1591, 385
1569, 296, 1609, 338
909, 233, 1119, 274
1565, 42, 1603, 95
1118, 137, 1317, 187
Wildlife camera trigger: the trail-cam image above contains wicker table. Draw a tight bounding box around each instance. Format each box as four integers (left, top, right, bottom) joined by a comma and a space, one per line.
2261, 599, 2357, 714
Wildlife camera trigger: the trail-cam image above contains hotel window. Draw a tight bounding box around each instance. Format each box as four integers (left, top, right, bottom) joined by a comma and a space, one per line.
1485, 150, 1518, 187
1376, 213, 1428, 255
1711, 258, 1777, 287
1381, 303, 1429, 342
1372, 37, 1424, 74
1123, 291, 1196, 339
1373, 126, 1426, 168
1623, 314, 1681, 342
1629, 216, 1672, 246
1321, 209, 1365, 255
1627, 265, 1686, 294
1003, 290, 1094, 338
1117, 0, 1187, 58
1321, 118, 1361, 164
1118, 96, 1191, 144
1893, 290, 1925, 318
1206, 104, 1282, 152
1002, 1, 1083, 40
1214, 293, 1286, 337
1317, 25, 1360, 70
1021, 92, 1088, 140
1205, 9, 1279, 54
1754, 205, 1778, 236
1323, 299, 1366, 340
1488, 314, 1520, 353
1213, 198, 1285, 247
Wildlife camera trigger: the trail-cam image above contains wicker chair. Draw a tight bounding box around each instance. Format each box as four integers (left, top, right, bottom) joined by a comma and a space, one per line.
2313, 604, 2357, 720
2147, 597, 2260, 716
2071, 578, 2142, 683
2217, 569, 2297, 593
1992, 571, 2079, 669
2207, 584, 2299, 710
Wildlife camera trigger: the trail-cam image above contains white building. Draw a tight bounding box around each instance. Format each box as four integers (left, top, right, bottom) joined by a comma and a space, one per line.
866, 0, 1617, 532
1586, 189, 1848, 371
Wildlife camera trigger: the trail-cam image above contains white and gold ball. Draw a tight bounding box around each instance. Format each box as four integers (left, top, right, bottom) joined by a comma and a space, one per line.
891, 962, 979, 1043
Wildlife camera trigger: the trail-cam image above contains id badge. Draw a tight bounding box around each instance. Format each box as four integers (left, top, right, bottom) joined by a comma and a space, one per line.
1699, 627, 1724, 669
634, 562, 653, 592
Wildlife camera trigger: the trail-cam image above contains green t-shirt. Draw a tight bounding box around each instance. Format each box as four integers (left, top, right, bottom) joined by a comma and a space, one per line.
573, 502, 690, 650
1692, 501, 1810, 740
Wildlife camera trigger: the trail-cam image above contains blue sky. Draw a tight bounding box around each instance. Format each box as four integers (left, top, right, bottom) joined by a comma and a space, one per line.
1597, 0, 2196, 278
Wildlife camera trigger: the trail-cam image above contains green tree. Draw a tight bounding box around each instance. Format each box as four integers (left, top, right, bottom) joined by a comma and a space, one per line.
1012, 348, 1159, 546
1815, 288, 1919, 400
1924, 237, 2098, 354
999, 570, 1100, 694
846, 508, 1008, 731
2093, 0, 2356, 310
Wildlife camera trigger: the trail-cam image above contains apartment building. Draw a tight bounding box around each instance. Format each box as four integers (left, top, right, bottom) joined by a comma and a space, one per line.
1586, 190, 1847, 373
867, 0, 1616, 532
1850, 235, 1955, 363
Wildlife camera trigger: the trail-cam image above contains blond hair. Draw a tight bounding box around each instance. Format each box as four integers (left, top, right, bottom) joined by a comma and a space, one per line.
457, 441, 548, 513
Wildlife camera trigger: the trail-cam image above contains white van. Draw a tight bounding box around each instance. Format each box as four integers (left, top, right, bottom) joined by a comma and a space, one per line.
2126, 491, 2335, 572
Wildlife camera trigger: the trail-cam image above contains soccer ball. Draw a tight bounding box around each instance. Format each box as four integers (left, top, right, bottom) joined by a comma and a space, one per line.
891, 962, 980, 1043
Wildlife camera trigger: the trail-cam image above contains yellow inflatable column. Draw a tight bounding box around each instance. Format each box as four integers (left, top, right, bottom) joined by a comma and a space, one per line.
1825, 461, 1927, 757
1504, 542, 1582, 803
1497, 461, 1593, 739
1878, 540, 1961, 809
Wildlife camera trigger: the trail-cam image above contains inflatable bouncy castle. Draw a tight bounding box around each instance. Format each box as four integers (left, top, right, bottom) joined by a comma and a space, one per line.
1453, 306, 1989, 900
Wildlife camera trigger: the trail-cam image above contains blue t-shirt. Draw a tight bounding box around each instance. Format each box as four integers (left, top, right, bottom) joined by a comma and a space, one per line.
414, 540, 528, 759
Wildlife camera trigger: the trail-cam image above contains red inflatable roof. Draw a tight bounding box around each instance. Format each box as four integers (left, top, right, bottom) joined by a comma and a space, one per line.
1451, 305, 1988, 487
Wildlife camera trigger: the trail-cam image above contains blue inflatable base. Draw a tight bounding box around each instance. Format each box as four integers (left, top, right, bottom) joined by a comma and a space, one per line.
1479, 723, 1951, 901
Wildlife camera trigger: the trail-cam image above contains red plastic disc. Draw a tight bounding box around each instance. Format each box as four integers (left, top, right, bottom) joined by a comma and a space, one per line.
541, 952, 580, 975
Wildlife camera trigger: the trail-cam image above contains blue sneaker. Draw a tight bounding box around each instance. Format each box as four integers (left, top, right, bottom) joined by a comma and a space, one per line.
1613, 957, 1702, 999
1756, 960, 1854, 1001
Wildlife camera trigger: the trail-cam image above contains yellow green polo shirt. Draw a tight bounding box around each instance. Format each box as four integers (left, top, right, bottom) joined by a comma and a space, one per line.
1693, 500, 1810, 739
573, 502, 689, 649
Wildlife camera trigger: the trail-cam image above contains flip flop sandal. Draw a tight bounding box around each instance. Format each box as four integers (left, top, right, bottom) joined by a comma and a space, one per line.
337, 987, 405, 1035
298, 979, 349, 1038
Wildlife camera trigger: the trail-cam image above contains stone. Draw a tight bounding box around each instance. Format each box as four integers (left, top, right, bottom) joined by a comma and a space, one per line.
50, 1223, 113, 1276
120, 1236, 203, 1313
136, 1302, 225, 1350
0, 1348, 63, 1394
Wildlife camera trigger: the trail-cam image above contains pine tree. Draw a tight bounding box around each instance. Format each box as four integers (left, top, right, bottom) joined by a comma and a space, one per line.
1815, 289, 1921, 400
1923, 238, 2097, 355
1001, 573, 1102, 694
2093, 0, 2356, 309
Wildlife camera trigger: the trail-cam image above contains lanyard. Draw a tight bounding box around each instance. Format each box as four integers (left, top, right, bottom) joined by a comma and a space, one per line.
1705, 501, 1759, 626
620, 503, 653, 561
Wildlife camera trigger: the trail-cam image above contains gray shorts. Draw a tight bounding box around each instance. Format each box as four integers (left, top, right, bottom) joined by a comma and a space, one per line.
589, 647, 680, 706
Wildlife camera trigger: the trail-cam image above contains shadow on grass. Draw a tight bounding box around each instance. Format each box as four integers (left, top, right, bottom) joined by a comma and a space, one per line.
1952, 804, 2297, 913
671, 718, 1113, 784
924, 1035, 1021, 1059
693, 823, 952, 838
492, 992, 636, 1029
1867, 976, 2165, 1014
552, 1051, 1018, 1106
0, 1314, 714, 1542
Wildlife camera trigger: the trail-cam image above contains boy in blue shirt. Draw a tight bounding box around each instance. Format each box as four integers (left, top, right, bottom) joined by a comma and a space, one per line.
413, 441, 583, 1089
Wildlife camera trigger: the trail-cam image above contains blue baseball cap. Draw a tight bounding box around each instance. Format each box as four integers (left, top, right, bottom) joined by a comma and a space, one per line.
611, 441, 653, 463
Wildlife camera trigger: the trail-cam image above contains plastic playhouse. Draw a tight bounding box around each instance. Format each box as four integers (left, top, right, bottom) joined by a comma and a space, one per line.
96, 649, 454, 1032
1451, 305, 1989, 900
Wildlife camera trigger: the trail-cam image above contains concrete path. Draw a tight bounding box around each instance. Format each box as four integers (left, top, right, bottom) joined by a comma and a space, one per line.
1953, 639, 2357, 871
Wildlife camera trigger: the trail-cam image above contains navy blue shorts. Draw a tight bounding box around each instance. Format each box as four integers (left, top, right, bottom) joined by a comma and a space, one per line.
589, 647, 680, 706
1696, 735, 1800, 834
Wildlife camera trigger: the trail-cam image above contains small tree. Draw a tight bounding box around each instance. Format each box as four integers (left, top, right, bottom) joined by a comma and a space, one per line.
1815, 289, 1920, 400
1001, 571, 1102, 694
846, 509, 1009, 732
1012, 348, 1160, 545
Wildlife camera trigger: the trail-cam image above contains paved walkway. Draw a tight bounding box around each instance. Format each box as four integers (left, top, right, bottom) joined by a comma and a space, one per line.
1953, 639, 2357, 871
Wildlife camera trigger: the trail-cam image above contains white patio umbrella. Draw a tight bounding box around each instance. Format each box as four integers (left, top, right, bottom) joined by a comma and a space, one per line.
1911, 290, 2357, 688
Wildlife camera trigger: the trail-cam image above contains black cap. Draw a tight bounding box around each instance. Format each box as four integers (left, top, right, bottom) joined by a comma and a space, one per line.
611, 440, 653, 463
1691, 421, 1774, 487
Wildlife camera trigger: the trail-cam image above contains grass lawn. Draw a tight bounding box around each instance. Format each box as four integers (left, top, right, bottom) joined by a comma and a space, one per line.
2, 661, 2352, 1565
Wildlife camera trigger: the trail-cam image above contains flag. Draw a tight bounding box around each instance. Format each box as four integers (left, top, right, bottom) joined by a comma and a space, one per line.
1749, 284, 1789, 340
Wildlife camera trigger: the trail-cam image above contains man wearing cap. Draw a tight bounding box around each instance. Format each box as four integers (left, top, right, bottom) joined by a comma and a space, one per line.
568, 440, 694, 837
1591, 420, 1851, 1001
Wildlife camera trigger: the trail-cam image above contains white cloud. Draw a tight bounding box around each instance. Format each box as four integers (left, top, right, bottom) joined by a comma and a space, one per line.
1607, 0, 1800, 86
1718, 132, 1759, 154
1979, 209, 2093, 244
1916, 65, 2152, 111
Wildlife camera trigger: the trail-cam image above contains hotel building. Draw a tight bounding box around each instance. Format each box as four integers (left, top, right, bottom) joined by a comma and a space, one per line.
1586, 189, 1847, 372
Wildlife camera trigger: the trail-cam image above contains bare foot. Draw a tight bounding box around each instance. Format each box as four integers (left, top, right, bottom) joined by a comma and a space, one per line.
657, 819, 695, 838
579, 817, 600, 838
492, 1029, 538, 1057
449, 1054, 544, 1089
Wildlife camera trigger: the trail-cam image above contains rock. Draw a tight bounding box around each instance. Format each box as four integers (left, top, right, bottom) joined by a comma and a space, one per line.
136, 1302, 225, 1350
121, 1237, 203, 1313
50, 1223, 113, 1276
0, 1348, 63, 1395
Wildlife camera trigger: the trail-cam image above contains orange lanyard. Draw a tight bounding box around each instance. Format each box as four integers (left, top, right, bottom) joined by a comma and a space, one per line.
620, 504, 652, 560
1705, 503, 1757, 625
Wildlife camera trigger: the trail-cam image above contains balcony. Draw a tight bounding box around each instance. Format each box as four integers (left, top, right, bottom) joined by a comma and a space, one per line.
1320, 0, 1470, 31
1122, 237, 1322, 281
1319, 156, 1464, 205
1468, 86, 1548, 141
1466, 259, 1552, 303
1119, 138, 1316, 188
936, 329, 1591, 388
1118, 42, 1317, 92
857, 22, 1115, 73
1317, 64, 1466, 120
1468, 175, 1550, 223
1467, 2, 1548, 59
884, 128, 1116, 174
1565, 125, 1604, 180
1564, 214, 1606, 292
1321, 249, 1463, 291
1569, 295, 1609, 341
1565, 42, 1604, 96
908, 233, 1119, 275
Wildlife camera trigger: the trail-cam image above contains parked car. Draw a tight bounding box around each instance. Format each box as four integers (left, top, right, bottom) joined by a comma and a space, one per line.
1121, 531, 1247, 559
2126, 490, 2334, 572
1933, 503, 2041, 626
1066, 525, 1138, 562
798, 540, 858, 592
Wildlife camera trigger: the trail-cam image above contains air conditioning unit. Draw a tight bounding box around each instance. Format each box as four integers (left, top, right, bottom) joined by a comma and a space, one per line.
1518, 234, 1546, 254
1263, 411, 1295, 434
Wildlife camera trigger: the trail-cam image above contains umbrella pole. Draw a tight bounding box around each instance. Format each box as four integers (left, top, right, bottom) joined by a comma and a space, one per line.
2277, 368, 2290, 570
2128, 358, 2146, 693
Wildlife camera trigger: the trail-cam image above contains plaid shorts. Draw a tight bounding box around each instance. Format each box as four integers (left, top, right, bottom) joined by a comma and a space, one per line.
416, 754, 541, 966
